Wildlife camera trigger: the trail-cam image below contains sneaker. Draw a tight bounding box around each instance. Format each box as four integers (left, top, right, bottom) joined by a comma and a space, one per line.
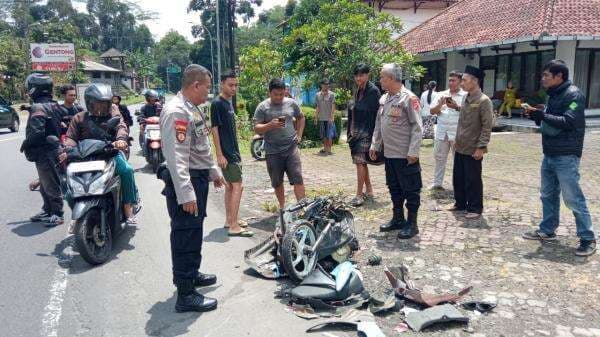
30, 211, 50, 222
45, 214, 64, 227
350, 195, 364, 207
522, 229, 558, 241
575, 240, 596, 257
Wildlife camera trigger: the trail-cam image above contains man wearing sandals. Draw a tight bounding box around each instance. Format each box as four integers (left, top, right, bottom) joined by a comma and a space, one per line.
210, 71, 253, 237
371, 63, 423, 239
253, 78, 306, 209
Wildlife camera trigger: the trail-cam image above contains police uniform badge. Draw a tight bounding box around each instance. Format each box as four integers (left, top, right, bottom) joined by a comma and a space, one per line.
175, 119, 187, 143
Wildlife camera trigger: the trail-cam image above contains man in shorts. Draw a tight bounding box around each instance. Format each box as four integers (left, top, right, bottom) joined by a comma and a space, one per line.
253, 78, 306, 208
315, 79, 336, 155
211, 71, 253, 237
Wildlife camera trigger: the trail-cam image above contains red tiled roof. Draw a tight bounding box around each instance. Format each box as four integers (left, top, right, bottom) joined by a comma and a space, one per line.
400, 0, 600, 54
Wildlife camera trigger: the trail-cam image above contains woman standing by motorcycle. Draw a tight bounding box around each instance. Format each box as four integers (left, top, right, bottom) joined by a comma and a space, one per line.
59, 84, 139, 227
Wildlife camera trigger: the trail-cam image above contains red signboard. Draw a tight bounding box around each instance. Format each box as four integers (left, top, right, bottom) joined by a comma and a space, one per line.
31, 62, 74, 72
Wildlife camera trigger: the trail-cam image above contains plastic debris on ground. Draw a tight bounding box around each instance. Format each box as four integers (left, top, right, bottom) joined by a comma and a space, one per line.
404, 304, 469, 332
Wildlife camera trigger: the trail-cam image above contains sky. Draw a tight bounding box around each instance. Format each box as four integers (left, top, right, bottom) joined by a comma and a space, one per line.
75, 0, 289, 42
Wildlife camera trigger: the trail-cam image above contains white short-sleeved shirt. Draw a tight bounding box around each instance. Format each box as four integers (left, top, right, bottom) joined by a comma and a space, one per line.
420, 90, 438, 117
434, 89, 467, 141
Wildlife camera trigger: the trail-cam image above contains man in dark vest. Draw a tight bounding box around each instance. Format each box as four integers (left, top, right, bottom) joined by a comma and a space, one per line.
20, 73, 64, 226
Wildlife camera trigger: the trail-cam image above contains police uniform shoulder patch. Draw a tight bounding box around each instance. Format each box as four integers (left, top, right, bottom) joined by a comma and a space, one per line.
410, 96, 421, 112
175, 119, 188, 143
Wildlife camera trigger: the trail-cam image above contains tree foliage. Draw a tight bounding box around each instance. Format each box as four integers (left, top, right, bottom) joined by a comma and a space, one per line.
238, 40, 284, 114
281, 0, 421, 91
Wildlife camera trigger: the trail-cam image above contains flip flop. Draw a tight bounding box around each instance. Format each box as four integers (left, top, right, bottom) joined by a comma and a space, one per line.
224, 220, 249, 228
228, 229, 254, 237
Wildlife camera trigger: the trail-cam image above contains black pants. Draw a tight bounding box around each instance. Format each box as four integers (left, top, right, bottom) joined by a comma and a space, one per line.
163, 170, 209, 283
384, 158, 422, 213
35, 154, 63, 216
452, 152, 483, 214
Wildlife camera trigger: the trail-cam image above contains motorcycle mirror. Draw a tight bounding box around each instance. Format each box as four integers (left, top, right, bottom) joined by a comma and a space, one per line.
46, 135, 60, 144
134, 110, 140, 116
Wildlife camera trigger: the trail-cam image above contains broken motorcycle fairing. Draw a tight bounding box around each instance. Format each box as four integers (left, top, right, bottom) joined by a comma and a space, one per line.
384, 265, 472, 307
290, 265, 365, 302
244, 237, 285, 279
405, 304, 469, 332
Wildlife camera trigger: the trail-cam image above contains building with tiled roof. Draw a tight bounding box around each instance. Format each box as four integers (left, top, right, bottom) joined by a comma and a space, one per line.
364, 0, 460, 33
399, 0, 600, 113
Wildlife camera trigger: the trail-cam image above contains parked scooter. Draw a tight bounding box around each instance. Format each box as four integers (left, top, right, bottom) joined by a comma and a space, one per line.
48, 117, 131, 265
250, 134, 266, 161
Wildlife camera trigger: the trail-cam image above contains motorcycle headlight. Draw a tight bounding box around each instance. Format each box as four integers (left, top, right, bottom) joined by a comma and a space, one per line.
88, 160, 115, 194
68, 177, 86, 196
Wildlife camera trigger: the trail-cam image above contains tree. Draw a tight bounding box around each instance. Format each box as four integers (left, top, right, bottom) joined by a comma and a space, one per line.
188, 0, 263, 74
238, 39, 284, 115
132, 24, 154, 52
236, 5, 285, 52
127, 50, 158, 89
281, 0, 421, 93
154, 31, 192, 92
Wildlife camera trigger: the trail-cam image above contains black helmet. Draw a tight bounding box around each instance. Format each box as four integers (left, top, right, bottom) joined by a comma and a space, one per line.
25, 73, 53, 101
144, 89, 159, 101
84, 83, 113, 116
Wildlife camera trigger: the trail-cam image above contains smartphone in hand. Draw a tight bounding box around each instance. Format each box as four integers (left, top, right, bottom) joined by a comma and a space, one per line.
521, 103, 534, 110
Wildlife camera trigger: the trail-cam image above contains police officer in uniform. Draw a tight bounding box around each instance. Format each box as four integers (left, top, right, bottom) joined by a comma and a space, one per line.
20, 73, 65, 226
159, 64, 225, 313
370, 63, 423, 239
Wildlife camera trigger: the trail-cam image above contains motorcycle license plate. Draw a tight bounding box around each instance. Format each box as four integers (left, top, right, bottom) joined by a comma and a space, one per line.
69, 160, 105, 173
148, 130, 161, 139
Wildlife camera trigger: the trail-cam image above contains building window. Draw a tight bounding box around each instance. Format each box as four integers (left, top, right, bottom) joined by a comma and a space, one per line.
479, 50, 555, 100
416, 59, 447, 96
92, 72, 101, 79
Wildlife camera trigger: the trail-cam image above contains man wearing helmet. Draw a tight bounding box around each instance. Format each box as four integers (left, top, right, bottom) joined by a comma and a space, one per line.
60, 84, 139, 225
139, 89, 162, 153
20, 73, 65, 226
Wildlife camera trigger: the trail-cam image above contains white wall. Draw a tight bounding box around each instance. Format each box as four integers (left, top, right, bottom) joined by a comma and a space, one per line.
555, 40, 577, 75
381, 8, 443, 33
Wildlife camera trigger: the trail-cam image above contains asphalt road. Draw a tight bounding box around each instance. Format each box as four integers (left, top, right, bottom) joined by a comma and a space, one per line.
0, 104, 330, 337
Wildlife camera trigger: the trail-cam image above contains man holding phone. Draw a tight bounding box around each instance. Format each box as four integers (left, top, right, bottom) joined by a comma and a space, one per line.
451, 66, 493, 220
522, 59, 596, 256
430, 71, 466, 190
254, 78, 306, 209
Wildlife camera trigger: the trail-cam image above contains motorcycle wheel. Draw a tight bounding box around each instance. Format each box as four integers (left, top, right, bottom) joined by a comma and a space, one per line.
151, 149, 160, 173
250, 138, 266, 161
75, 208, 112, 265
281, 220, 317, 282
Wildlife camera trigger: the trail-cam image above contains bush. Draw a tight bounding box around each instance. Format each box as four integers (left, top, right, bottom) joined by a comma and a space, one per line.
301, 106, 343, 145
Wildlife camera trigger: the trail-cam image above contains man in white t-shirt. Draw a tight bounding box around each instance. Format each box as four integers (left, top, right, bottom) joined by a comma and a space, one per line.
430, 70, 467, 189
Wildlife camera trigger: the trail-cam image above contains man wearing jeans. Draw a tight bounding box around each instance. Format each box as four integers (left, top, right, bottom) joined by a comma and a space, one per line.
430, 71, 466, 189
254, 79, 306, 209
522, 60, 596, 256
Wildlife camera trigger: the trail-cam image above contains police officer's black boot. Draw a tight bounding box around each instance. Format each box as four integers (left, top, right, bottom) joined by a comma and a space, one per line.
175, 279, 218, 313
379, 207, 406, 232
397, 211, 419, 239
194, 272, 217, 287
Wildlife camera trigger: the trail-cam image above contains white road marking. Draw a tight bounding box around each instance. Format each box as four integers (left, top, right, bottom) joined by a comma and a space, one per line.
41, 236, 74, 337
0, 136, 23, 143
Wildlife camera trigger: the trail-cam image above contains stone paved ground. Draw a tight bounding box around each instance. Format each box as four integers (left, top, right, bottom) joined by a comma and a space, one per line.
238, 130, 600, 337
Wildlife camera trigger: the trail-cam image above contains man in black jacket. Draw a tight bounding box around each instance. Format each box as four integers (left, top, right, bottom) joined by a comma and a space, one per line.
522, 60, 596, 256
20, 73, 64, 226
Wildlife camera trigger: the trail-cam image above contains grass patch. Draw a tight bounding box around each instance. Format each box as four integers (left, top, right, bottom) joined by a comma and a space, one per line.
122, 94, 145, 106
261, 200, 279, 213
